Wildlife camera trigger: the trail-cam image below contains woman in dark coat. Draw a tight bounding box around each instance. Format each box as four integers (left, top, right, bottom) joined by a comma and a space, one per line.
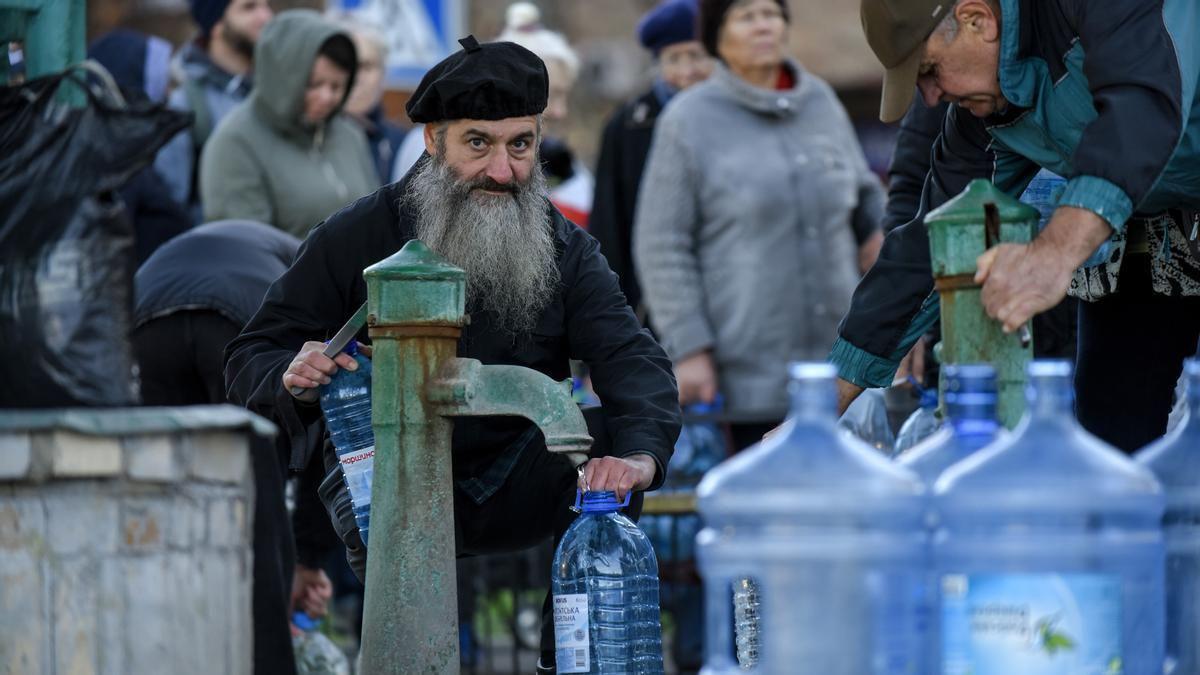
590, 0, 712, 321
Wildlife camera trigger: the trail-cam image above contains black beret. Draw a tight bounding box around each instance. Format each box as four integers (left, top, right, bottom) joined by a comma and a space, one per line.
405, 35, 549, 124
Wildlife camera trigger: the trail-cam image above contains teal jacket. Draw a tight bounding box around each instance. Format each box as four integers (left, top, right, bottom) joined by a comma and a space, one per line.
833, 0, 1200, 388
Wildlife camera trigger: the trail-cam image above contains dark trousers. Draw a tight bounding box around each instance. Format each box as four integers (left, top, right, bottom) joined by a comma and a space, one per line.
134, 311, 299, 675
1075, 255, 1200, 453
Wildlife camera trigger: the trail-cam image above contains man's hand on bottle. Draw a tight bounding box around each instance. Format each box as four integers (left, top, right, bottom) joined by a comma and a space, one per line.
283, 341, 367, 402
579, 455, 657, 503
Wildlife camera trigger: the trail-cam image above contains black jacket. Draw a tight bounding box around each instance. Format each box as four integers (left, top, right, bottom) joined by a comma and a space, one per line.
590, 89, 664, 317
224, 169, 681, 489
134, 220, 299, 328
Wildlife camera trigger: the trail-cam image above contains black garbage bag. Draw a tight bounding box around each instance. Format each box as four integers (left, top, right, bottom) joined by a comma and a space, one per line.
0, 64, 190, 407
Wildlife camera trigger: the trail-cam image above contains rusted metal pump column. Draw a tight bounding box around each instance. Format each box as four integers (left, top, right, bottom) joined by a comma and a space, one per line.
926, 179, 1038, 427
360, 240, 466, 673
360, 239, 594, 673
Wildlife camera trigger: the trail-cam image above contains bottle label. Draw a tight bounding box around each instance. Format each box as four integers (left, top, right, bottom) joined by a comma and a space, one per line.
554, 593, 590, 673
339, 446, 374, 505
941, 573, 1123, 674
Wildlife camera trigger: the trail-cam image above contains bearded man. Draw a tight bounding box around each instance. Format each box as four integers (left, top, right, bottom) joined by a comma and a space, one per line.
224, 36, 681, 673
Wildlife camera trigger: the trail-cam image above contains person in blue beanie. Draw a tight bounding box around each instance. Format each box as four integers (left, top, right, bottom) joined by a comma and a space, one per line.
590, 0, 712, 326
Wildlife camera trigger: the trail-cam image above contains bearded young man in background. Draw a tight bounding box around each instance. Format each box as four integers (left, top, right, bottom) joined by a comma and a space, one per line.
223, 36, 681, 673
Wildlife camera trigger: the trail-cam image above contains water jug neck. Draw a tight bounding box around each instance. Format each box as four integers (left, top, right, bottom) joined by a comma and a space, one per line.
944, 363, 999, 438
575, 489, 631, 513
1025, 360, 1074, 419
1187, 360, 1200, 417
786, 362, 838, 422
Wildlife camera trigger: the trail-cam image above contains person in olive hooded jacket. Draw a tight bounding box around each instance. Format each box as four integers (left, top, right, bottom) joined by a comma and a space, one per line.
200, 9, 377, 238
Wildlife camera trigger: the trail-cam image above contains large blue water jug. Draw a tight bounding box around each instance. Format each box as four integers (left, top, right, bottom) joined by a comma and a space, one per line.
639, 399, 724, 561
935, 360, 1164, 674
552, 490, 664, 674
319, 342, 374, 545
1137, 359, 1200, 675
896, 364, 1002, 483
696, 362, 926, 674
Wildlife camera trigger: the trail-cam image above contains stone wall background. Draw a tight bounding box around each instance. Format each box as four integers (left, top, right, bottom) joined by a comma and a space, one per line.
0, 411, 263, 675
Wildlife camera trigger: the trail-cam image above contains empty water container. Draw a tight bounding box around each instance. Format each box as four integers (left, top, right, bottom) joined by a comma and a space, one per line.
696, 362, 927, 674
552, 490, 664, 674
935, 360, 1164, 675
896, 364, 1002, 483
320, 341, 374, 545
838, 387, 895, 453
894, 384, 941, 455
1138, 359, 1200, 675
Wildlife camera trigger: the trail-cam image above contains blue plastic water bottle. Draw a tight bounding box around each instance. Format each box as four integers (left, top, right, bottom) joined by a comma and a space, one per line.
935, 360, 1164, 674
894, 384, 941, 455
1138, 359, 1200, 675
552, 490, 664, 674
696, 362, 927, 674
319, 341, 374, 545
896, 364, 1002, 483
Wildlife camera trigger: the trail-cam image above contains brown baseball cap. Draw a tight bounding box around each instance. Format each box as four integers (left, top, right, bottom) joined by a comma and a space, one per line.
861, 0, 950, 122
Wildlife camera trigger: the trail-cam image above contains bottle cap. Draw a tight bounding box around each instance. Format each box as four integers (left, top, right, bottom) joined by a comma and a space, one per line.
574, 489, 632, 513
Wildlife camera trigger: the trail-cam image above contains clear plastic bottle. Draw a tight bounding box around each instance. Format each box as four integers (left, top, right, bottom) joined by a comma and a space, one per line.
838, 387, 895, 453
291, 611, 351, 675
696, 362, 927, 674
319, 342, 374, 545
1137, 359, 1200, 675
896, 364, 1002, 483
731, 576, 760, 669
894, 385, 941, 455
935, 360, 1164, 675
552, 490, 664, 674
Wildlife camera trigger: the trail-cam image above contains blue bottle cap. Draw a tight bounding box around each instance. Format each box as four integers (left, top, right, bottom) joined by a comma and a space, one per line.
574, 489, 632, 513
292, 611, 319, 632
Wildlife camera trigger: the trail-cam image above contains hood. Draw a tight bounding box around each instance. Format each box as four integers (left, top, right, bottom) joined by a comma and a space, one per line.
250, 9, 357, 139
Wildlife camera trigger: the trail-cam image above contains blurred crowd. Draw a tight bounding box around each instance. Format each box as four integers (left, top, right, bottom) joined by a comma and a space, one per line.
6, 0, 893, 673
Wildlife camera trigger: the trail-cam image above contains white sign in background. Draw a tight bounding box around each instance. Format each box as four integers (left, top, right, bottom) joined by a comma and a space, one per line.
330, 0, 465, 89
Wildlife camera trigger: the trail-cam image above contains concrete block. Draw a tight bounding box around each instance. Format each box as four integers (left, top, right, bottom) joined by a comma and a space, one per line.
0, 496, 45, 551
206, 497, 250, 550
38, 431, 122, 478
123, 556, 171, 675
167, 495, 204, 550
0, 549, 46, 674
121, 498, 170, 552
185, 432, 249, 484
124, 435, 181, 483
52, 557, 99, 675
0, 433, 33, 480
167, 552, 208, 675
96, 558, 126, 675
45, 488, 119, 556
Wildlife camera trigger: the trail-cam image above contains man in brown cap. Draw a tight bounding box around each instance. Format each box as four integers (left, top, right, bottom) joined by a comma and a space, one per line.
224, 36, 680, 672
832, 0, 1200, 454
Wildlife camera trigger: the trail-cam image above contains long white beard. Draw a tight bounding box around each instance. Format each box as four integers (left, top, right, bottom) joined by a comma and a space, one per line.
405, 155, 560, 335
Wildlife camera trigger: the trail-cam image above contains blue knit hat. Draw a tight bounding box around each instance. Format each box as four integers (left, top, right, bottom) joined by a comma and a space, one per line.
636, 0, 699, 55
190, 0, 232, 36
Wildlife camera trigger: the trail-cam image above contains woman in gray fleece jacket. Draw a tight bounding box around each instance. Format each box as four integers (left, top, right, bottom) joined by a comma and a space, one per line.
633, 0, 885, 445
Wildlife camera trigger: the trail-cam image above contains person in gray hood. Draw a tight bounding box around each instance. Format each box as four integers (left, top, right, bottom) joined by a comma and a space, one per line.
200, 9, 378, 238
